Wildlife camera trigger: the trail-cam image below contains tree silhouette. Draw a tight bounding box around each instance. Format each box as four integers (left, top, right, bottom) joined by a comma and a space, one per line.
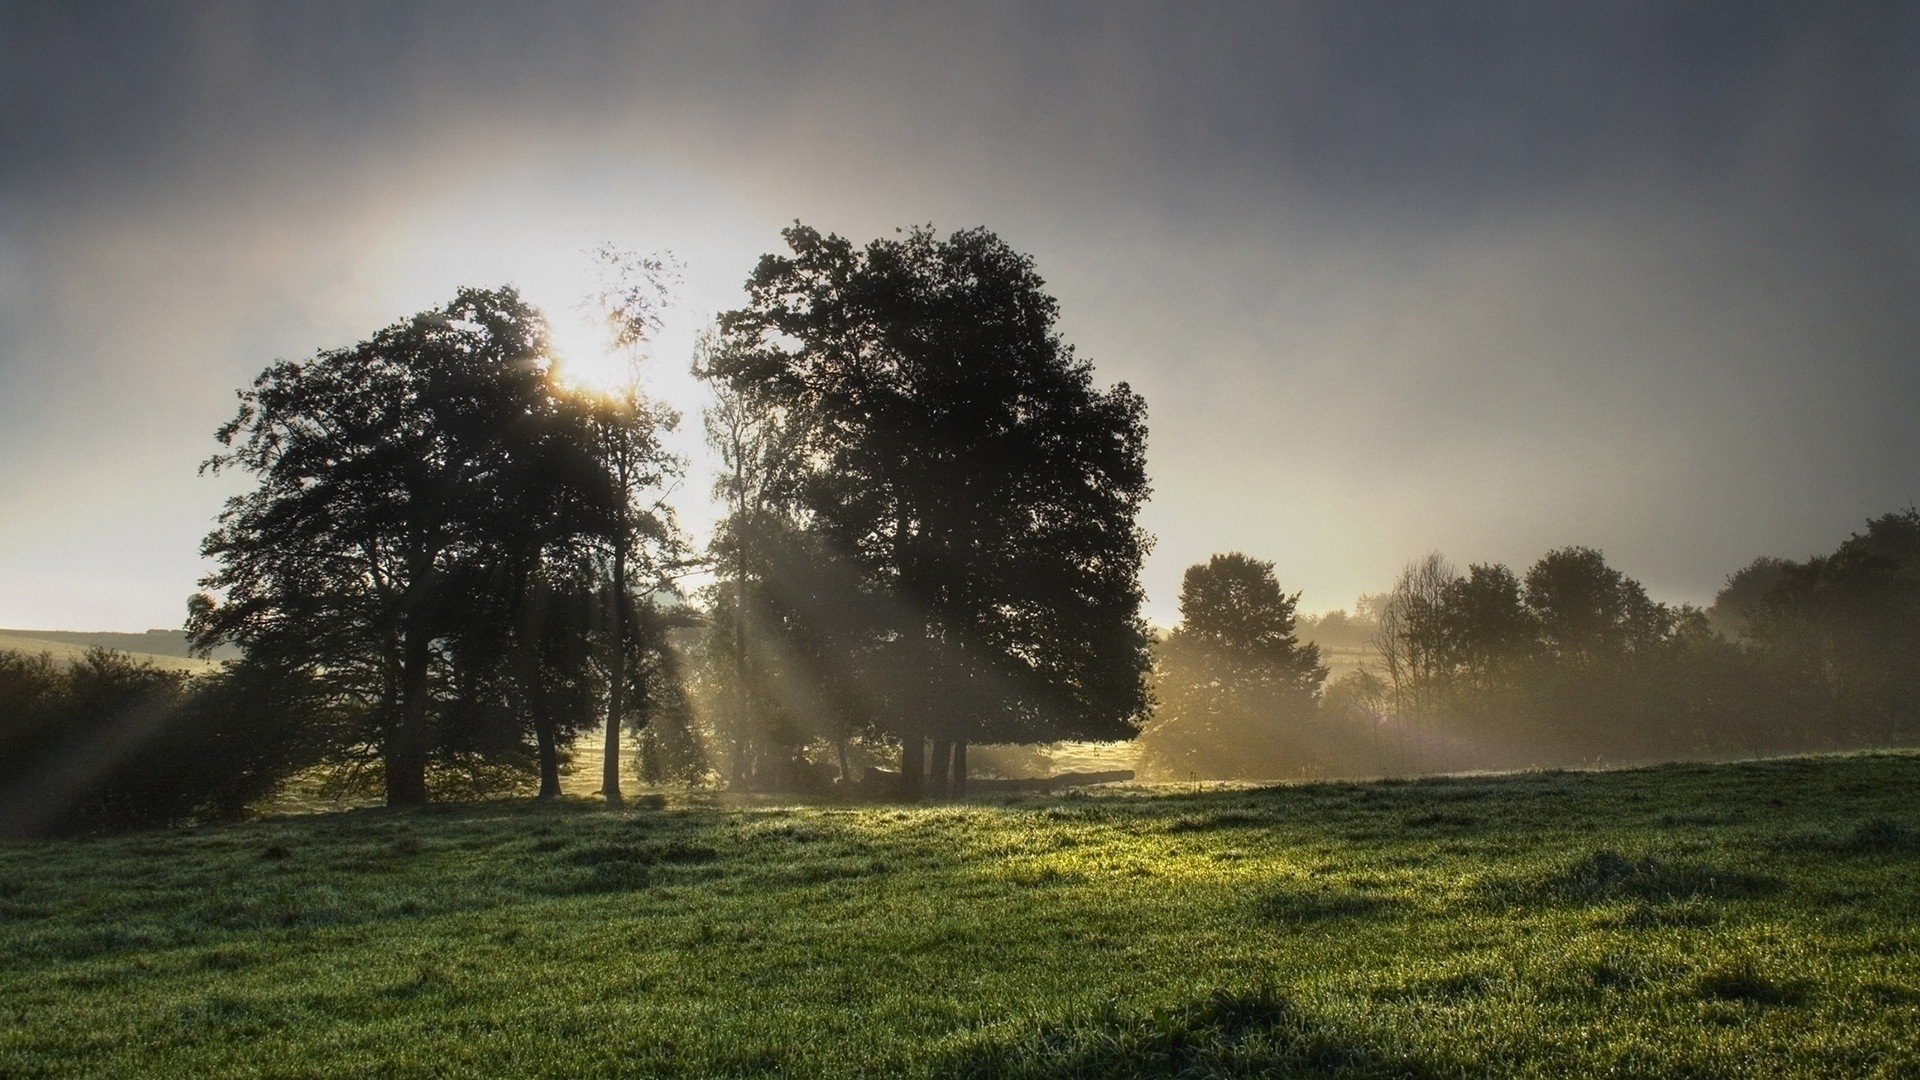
1440, 563, 1534, 694
1523, 546, 1672, 667
1140, 553, 1328, 779
580, 246, 688, 805
579, 389, 685, 805
192, 287, 676, 806
1374, 553, 1458, 722
707, 224, 1153, 796
1708, 556, 1794, 640
1750, 510, 1920, 742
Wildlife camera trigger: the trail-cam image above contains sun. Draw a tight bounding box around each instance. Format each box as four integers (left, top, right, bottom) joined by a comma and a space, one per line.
548, 308, 636, 394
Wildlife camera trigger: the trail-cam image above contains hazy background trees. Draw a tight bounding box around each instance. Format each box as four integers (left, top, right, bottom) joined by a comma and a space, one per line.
1143, 513, 1920, 783
1738, 510, 1920, 749
1140, 554, 1328, 780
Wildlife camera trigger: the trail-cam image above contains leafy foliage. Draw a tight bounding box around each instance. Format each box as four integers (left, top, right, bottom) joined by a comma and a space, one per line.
0, 649, 328, 836
1142, 553, 1328, 779
190, 287, 683, 805
706, 224, 1153, 791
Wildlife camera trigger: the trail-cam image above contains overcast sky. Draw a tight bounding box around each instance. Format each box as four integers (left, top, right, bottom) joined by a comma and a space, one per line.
2, 1, 1915, 631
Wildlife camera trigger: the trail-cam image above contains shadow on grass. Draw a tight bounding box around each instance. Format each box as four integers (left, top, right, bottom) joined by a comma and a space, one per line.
1255, 883, 1402, 926
1768, 818, 1920, 858
936, 986, 1436, 1079
541, 838, 720, 895
1693, 957, 1808, 1006
1493, 849, 1778, 908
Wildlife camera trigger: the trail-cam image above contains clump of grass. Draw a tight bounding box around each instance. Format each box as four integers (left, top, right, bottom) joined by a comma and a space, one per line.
544, 838, 719, 894
1536, 849, 1776, 904
1164, 810, 1271, 833
1404, 811, 1478, 828
199, 947, 254, 974
1370, 968, 1495, 1003
1008, 864, 1085, 888
564, 839, 717, 867
1842, 819, 1920, 853
1256, 882, 1399, 925
1605, 899, 1720, 929
940, 986, 1430, 1079
1694, 957, 1806, 1006
1862, 981, 1920, 1006
1769, 817, 1920, 856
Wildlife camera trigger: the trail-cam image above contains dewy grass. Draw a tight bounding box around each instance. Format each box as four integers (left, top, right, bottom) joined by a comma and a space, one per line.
3, 752, 1918, 1077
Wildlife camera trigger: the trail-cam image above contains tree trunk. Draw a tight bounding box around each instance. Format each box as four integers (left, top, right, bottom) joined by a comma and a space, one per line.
602, 507, 629, 807
514, 576, 563, 802
951, 739, 967, 797
899, 730, 924, 799
386, 739, 429, 807
836, 735, 852, 785
626, 655, 650, 785
730, 550, 749, 790
929, 736, 952, 797
535, 715, 562, 799
386, 630, 433, 807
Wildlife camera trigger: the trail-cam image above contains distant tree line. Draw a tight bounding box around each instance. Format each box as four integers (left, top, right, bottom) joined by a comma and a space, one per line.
1141, 511, 1920, 780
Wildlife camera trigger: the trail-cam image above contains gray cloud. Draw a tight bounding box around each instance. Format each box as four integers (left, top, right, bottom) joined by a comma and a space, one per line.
2, 1, 1915, 628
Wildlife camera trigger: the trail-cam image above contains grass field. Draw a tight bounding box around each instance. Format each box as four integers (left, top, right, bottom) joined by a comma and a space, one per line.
3, 753, 1918, 1077
0, 632, 220, 674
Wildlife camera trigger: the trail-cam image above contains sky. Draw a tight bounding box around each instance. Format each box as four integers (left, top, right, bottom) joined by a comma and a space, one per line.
1, 1, 1916, 631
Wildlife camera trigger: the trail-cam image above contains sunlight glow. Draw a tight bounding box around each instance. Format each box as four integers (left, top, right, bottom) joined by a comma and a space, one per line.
548, 308, 636, 395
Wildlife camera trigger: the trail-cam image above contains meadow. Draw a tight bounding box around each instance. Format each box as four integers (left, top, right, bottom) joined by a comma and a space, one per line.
2, 752, 1917, 1077
0, 632, 218, 674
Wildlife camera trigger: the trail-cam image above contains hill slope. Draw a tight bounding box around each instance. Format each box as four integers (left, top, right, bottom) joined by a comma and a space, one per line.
0, 628, 228, 672
3, 754, 1917, 1076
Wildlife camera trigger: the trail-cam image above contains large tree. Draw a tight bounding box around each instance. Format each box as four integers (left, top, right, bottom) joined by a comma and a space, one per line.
1373, 553, 1459, 721
192, 287, 674, 805
1439, 563, 1535, 695
706, 224, 1153, 796
580, 245, 689, 805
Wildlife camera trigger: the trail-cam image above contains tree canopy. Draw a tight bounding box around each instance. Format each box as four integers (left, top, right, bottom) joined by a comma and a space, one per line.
704, 224, 1154, 794
190, 286, 683, 805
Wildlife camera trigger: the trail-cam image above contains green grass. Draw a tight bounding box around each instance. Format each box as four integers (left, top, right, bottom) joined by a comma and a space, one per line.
4, 754, 1918, 1077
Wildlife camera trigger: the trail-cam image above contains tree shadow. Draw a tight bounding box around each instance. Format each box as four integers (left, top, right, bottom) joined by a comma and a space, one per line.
934, 985, 1437, 1078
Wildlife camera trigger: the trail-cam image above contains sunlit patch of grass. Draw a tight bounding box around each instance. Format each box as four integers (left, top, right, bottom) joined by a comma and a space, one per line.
1, 752, 1918, 1075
